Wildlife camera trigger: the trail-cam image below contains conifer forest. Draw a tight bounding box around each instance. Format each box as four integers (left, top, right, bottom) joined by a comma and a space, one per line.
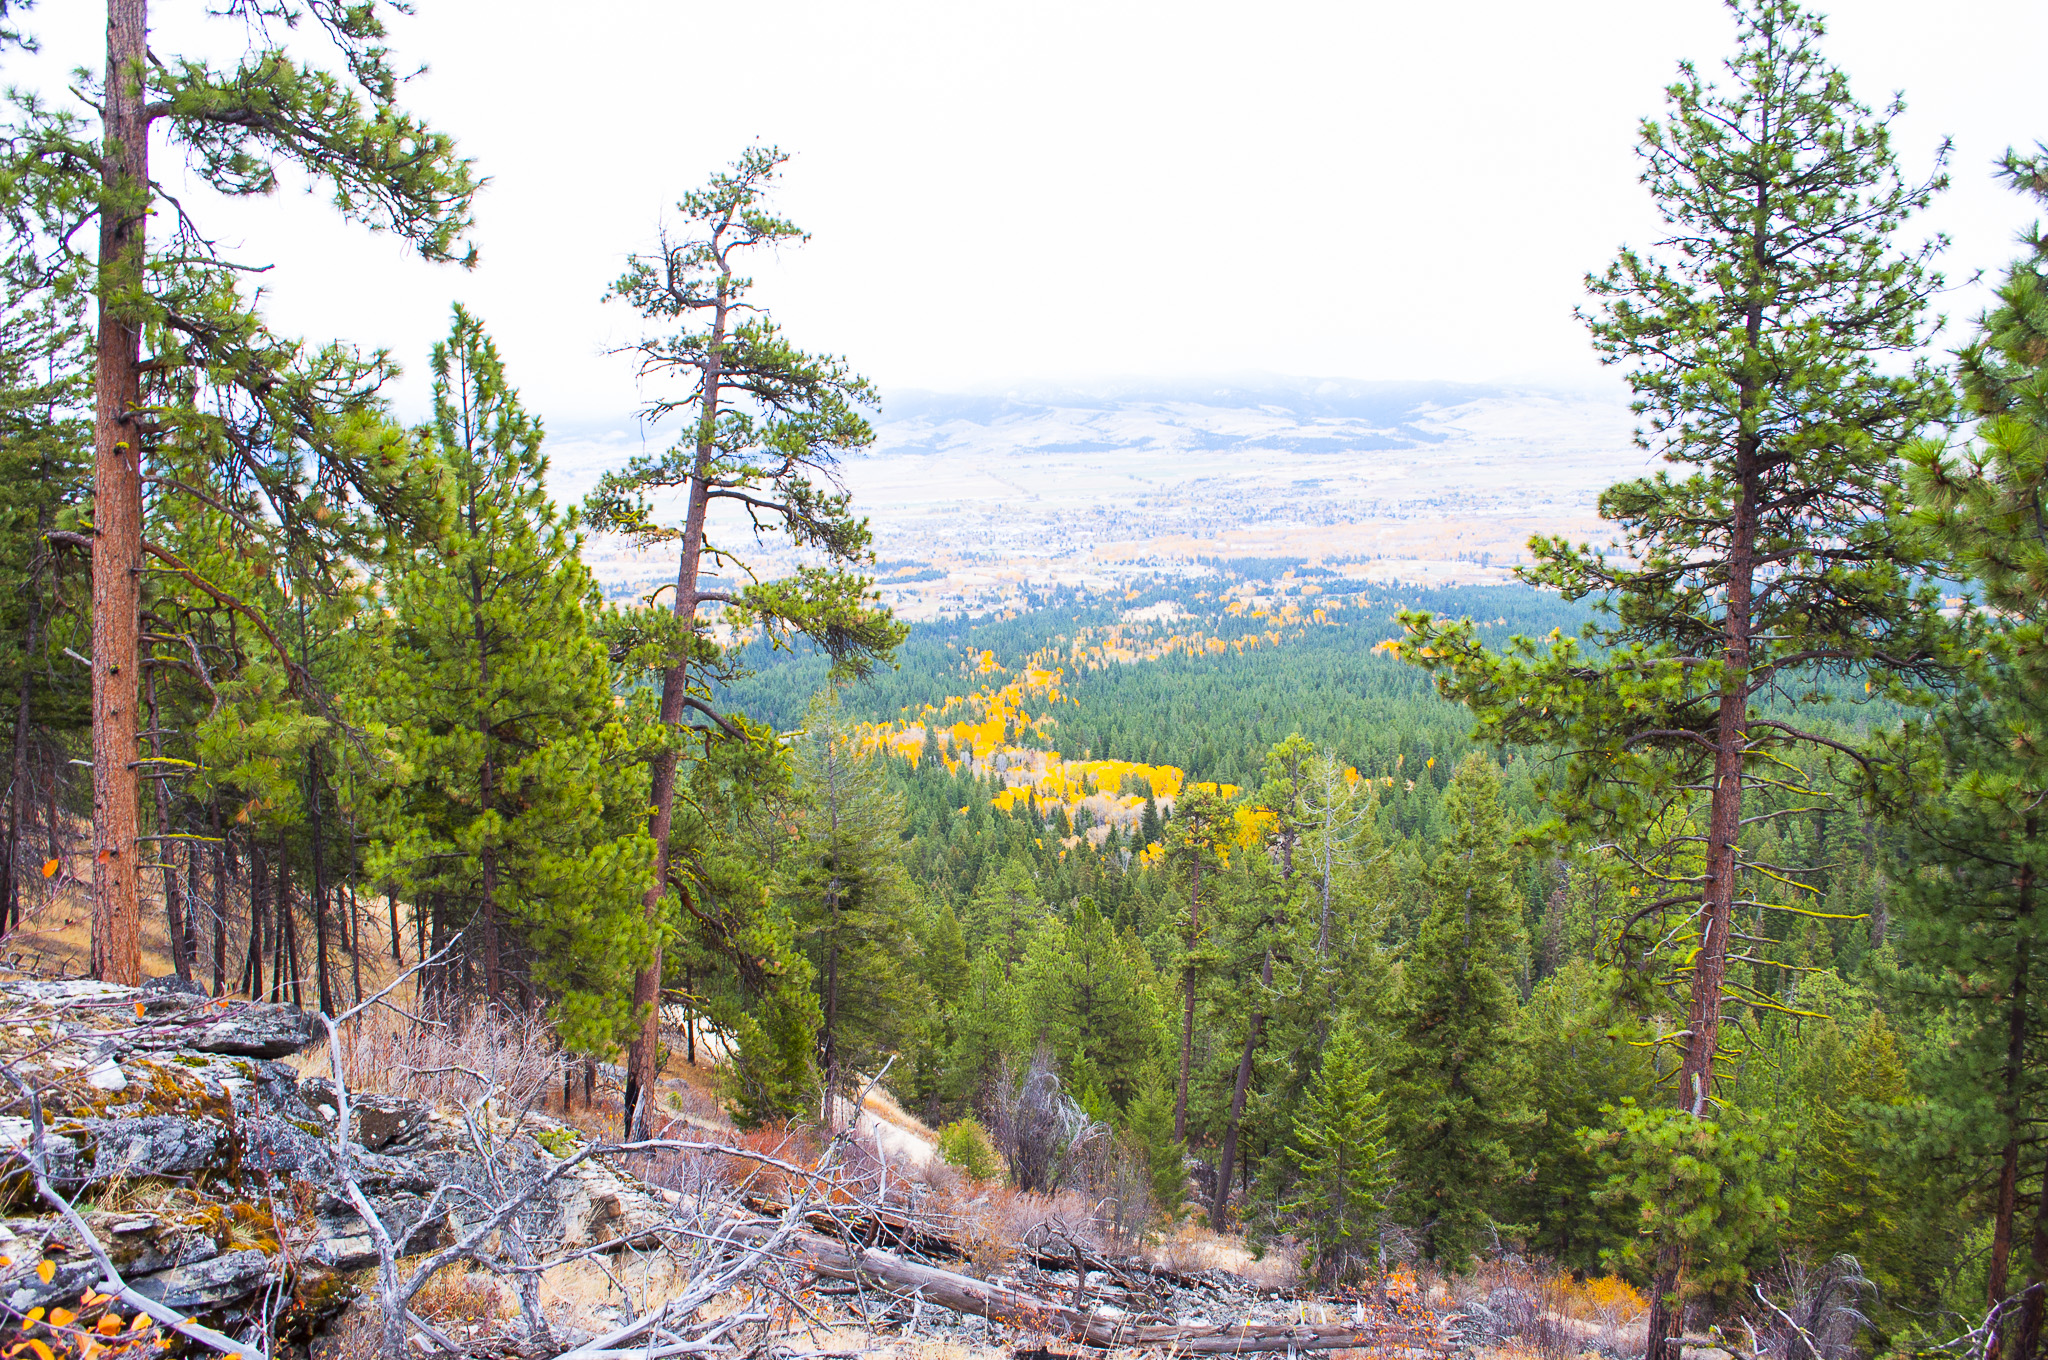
3, 2, 2047, 1360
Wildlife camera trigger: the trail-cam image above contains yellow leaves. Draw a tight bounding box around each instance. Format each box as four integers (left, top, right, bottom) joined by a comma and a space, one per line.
46, 1309, 75, 1329
1425, 756, 1435, 769
37, 1258, 55, 1283
12, 1338, 54, 1360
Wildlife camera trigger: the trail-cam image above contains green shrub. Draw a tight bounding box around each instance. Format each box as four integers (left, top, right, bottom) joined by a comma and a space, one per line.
936, 1118, 1001, 1182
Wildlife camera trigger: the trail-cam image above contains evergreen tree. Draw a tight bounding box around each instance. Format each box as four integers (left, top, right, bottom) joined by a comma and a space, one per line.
965, 856, 1046, 977
0, 278, 89, 936
1510, 958, 1656, 1271
1020, 896, 1162, 1108
36, 0, 481, 985
1164, 784, 1231, 1140
946, 945, 1023, 1104
585, 147, 904, 1127
1898, 145, 2048, 1354
779, 690, 921, 1123
1140, 790, 1162, 846
1125, 1068, 1188, 1223
353, 309, 653, 1054
1279, 1022, 1395, 1287
1387, 754, 1530, 1270
1401, 1, 1948, 1340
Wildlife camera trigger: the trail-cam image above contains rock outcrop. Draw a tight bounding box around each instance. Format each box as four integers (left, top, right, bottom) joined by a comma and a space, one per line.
0, 974, 658, 1350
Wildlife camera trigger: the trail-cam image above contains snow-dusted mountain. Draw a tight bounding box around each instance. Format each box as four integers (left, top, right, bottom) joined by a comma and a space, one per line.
552, 378, 1650, 612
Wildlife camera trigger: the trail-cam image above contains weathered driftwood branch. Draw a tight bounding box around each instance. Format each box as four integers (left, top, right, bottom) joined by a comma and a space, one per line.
763, 1226, 1439, 1354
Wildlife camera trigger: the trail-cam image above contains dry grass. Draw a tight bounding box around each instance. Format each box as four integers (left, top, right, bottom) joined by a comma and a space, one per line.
1147, 1217, 1295, 1282
302, 995, 567, 1118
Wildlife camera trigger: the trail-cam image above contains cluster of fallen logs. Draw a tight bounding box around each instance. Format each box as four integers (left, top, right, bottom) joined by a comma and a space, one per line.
0, 948, 1454, 1360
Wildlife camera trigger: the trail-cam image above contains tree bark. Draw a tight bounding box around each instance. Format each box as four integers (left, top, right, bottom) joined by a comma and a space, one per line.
145, 669, 190, 983
1212, 959, 1266, 1228
623, 281, 729, 1137
2016, 1149, 2048, 1360
89, 0, 150, 985
243, 839, 265, 1001
1175, 849, 1201, 1143
4, 539, 45, 937
1991, 930, 2032, 1357
308, 747, 332, 1014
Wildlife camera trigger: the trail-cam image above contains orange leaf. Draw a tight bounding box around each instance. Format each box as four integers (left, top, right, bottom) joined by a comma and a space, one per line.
96, 1314, 123, 1335
129, 1314, 151, 1333
25, 1342, 51, 1360
37, 1258, 55, 1283
38, 860, 56, 879
23, 1307, 42, 1322
47, 1308, 74, 1327
133, 1002, 145, 1018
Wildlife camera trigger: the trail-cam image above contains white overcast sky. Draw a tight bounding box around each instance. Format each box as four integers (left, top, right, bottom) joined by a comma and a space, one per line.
20, 1, 2048, 429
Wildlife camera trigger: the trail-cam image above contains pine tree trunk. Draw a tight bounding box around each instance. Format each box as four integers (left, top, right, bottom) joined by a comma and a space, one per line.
146, 670, 190, 982
209, 824, 225, 996
308, 748, 332, 1014
1991, 931, 2032, 1355
348, 878, 362, 1005
1176, 852, 1201, 1142
245, 840, 265, 1001
624, 289, 728, 1137
389, 883, 404, 965
89, 0, 150, 986
1212, 954, 1268, 1227
2016, 1152, 2048, 1360
5, 560, 43, 937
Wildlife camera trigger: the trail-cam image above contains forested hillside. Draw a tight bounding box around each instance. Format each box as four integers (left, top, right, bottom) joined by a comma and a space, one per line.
6, 2, 2048, 1360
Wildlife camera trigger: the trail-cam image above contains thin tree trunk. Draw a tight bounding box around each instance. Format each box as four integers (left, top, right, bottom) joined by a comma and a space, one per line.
469, 558, 503, 1007
4, 556, 43, 937
145, 669, 190, 982
182, 831, 198, 978
624, 285, 730, 1137
1212, 954, 1268, 1228
348, 878, 362, 1005
309, 748, 332, 1014
245, 839, 265, 1001
89, 0, 149, 986
1991, 930, 2033, 1355
1175, 852, 1201, 1143
210, 814, 225, 996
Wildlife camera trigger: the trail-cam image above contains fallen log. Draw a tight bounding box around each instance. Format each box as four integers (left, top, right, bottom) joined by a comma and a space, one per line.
754, 1225, 1446, 1354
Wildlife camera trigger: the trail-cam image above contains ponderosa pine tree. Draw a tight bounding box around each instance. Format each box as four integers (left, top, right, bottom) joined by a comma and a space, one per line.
354, 309, 653, 1054
1400, 1, 1949, 1342
1896, 148, 2048, 1352
585, 147, 903, 1131
1386, 754, 1530, 1270
35, 0, 479, 984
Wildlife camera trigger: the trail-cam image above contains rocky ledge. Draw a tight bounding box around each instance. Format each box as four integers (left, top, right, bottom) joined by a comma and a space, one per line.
0, 975, 660, 1352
